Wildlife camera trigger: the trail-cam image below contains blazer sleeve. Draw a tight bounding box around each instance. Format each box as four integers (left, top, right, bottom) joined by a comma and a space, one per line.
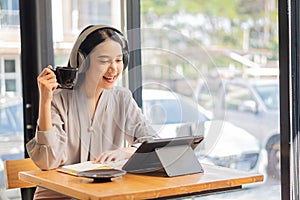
26, 93, 68, 170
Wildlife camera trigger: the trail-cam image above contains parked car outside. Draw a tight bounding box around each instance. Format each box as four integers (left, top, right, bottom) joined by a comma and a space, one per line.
142, 89, 267, 176
195, 77, 280, 180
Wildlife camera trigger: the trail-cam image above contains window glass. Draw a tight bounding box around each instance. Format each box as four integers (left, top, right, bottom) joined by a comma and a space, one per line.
0, 58, 20, 96
0, 0, 18, 10
225, 84, 253, 110
0, 106, 10, 128
196, 84, 215, 110
5, 79, 16, 91
1, 0, 122, 198
0, 1, 23, 199
0, 0, 19, 27
52, 0, 121, 71
75, 0, 111, 28
254, 84, 279, 110
141, 0, 280, 199
4, 59, 15, 73
143, 99, 181, 124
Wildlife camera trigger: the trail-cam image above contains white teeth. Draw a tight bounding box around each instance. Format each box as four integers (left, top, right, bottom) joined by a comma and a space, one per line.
104, 76, 115, 81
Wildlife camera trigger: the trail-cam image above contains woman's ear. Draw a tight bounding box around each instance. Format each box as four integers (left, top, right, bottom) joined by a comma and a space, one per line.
79, 55, 90, 73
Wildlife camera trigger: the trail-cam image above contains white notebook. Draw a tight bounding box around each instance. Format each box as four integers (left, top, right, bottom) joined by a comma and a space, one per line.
56, 160, 126, 176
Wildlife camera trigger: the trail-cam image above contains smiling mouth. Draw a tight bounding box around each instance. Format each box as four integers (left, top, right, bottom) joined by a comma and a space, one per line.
103, 75, 117, 82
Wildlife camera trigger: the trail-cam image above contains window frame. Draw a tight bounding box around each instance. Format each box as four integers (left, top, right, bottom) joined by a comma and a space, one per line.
278, 0, 296, 199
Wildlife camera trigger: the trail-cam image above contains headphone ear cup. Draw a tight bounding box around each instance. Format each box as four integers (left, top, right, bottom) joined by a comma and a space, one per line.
122, 38, 129, 70
123, 52, 129, 70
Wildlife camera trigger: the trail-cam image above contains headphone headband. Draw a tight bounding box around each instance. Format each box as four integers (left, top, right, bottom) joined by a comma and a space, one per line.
69, 25, 126, 69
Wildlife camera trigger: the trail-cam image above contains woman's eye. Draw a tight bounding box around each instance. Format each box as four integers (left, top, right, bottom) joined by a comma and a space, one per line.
99, 60, 110, 64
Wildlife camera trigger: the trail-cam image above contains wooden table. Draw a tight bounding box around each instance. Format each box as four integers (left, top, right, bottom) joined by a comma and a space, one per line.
19, 164, 263, 200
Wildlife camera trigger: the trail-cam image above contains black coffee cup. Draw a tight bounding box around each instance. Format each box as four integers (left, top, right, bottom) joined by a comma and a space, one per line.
52, 66, 78, 89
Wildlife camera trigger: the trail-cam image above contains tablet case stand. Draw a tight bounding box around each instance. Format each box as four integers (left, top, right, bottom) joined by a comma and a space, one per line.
154, 144, 204, 177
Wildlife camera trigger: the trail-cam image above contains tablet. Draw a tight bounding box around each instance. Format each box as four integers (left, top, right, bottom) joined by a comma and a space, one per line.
122, 135, 204, 175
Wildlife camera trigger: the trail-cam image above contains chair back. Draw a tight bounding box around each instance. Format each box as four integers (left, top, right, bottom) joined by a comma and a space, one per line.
4, 158, 39, 189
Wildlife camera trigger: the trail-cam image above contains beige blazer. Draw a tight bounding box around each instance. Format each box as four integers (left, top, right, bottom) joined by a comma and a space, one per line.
26, 85, 156, 170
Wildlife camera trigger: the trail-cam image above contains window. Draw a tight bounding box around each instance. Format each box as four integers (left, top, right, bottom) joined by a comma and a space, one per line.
140, 0, 280, 199
0, 0, 19, 10
5, 79, 16, 91
4, 59, 15, 72
225, 84, 253, 111
0, 1, 23, 199
8, 0, 297, 199
0, 58, 20, 95
73, 0, 112, 30
53, 0, 122, 68
0, 0, 19, 28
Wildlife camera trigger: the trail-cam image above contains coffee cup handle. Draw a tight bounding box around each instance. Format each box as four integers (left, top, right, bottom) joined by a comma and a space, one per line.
50, 69, 62, 89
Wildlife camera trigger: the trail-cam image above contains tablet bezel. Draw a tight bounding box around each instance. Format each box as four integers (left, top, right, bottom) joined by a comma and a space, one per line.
135, 135, 204, 153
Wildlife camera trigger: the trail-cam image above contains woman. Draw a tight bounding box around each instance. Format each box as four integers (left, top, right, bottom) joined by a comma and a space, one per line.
27, 25, 157, 199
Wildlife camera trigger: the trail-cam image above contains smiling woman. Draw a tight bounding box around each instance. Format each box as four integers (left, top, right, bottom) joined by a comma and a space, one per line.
26, 25, 158, 200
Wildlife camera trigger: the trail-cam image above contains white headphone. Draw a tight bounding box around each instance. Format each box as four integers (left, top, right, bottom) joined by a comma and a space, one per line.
68, 25, 129, 69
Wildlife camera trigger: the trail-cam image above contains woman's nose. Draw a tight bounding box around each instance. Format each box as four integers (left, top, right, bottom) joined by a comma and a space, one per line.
108, 61, 118, 72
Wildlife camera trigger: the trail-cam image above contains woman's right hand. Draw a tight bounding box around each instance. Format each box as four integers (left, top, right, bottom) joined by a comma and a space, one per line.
37, 65, 58, 103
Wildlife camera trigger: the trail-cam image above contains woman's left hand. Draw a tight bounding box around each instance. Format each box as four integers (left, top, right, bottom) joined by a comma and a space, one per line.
93, 147, 137, 164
